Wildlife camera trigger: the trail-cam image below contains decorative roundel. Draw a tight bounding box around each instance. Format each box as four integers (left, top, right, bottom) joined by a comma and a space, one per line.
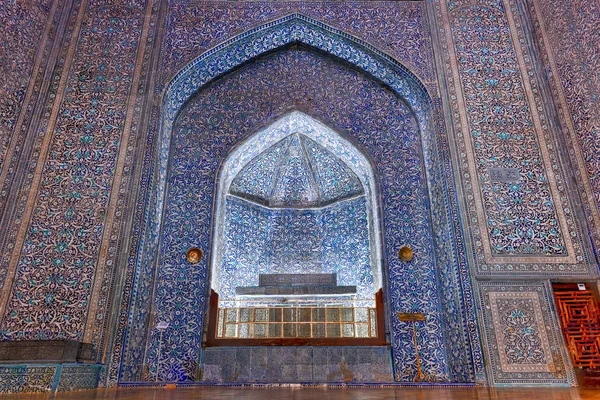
186, 248, 203, 264
398, 246, 413, 262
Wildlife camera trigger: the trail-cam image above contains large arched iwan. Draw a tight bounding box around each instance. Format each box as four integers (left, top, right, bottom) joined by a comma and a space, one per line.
115, 15, 480, 384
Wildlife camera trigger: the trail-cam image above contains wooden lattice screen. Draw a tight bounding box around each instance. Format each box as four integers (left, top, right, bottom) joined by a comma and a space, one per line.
553, 283, 600, 368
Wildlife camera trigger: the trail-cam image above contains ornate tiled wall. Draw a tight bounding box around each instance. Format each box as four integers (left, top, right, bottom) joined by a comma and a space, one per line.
0, 0, 159, 367
6, 0, 598, 390
219, 196, 373, 302
0, 0, 64, 288
0, 0, 53, 173
134, 46, 448, 382
430, 0, 598, 386
56, 364, 102, 392
432, 0, 596, 275
0, 0, 147, 339
477, 282, 574, 385
525, 0, 600, 255
0, 365, 55, 393
158, 1, 437, 93
202, 347, 392, 383
113, 9, 480, 385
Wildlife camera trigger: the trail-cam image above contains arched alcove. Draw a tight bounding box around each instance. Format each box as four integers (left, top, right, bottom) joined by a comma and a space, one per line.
208, 112, 382, 345
118, 15, 481, 385
213, 112, 381, 305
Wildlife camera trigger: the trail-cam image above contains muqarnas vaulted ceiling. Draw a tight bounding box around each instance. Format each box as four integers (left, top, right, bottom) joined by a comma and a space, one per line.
230, 133, 364, 208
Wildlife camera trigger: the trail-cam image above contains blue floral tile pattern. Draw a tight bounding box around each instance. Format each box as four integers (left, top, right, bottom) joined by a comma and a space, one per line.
118, 15, 480, 385
139, 45, 449, 382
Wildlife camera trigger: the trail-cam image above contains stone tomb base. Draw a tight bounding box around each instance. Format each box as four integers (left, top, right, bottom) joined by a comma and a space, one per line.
201, 346, 392, 383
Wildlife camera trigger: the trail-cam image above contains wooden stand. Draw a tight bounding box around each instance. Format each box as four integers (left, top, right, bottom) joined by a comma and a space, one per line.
398, 312, 426, 382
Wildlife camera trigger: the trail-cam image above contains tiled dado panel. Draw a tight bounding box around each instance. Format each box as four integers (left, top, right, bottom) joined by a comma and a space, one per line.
525, 0, 600, 256
433, 0, 594, 275
478, 282, 574, 386
0, 0, 155, 354
201, 347, 392, 383
0, 364, 101, 393
159, 0, 437, 93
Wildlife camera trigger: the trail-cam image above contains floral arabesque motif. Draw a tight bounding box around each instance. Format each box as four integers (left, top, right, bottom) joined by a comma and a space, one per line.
434, 0, 593, 275
160, 1, 436, 92
499, 298, 546, 365
218, 195, 373, 303
0, 3, 146, 340
450, 3, 565, 256
117, 14, 480, 385
479, 282, 575, 385
142, 47, 447, 382
526, 0, 600, 257
0, 0, 52, 171
215, 117, 376, 305
0, 0, 60, 286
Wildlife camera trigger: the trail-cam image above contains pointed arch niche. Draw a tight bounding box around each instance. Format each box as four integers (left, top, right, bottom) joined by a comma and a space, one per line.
117, 14, 483, 385
209, 112, 383, 341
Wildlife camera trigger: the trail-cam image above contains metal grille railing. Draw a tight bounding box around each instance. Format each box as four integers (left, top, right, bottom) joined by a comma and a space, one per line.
216, 305, 377, 339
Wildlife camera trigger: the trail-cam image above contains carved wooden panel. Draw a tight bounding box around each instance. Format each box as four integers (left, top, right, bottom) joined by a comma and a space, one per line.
553, 284, 600, 368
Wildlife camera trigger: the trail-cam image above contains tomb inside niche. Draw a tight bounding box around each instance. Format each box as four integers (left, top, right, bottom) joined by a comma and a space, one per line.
211, 113, 382, 339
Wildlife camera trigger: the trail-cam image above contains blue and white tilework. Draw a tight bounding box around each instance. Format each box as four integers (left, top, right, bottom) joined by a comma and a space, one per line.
134, 45, 448, 382
230, 133, 364, 208
0, 364, 101, 393
0, 0, 149, 343
526, 0, 600, 259
219, 195, 373, 304
216, 118, 375, 305
0, 0, 55, 220
119, 15, 481, 384
158, 1, 437, 92
433, 0, 595, 274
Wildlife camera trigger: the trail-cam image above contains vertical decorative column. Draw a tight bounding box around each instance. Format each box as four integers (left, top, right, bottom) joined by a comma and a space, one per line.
0, 0, 157, 369
431, 0, 596, 385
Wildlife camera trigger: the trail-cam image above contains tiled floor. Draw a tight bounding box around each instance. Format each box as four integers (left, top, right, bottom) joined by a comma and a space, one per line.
2, 387, 600, 400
